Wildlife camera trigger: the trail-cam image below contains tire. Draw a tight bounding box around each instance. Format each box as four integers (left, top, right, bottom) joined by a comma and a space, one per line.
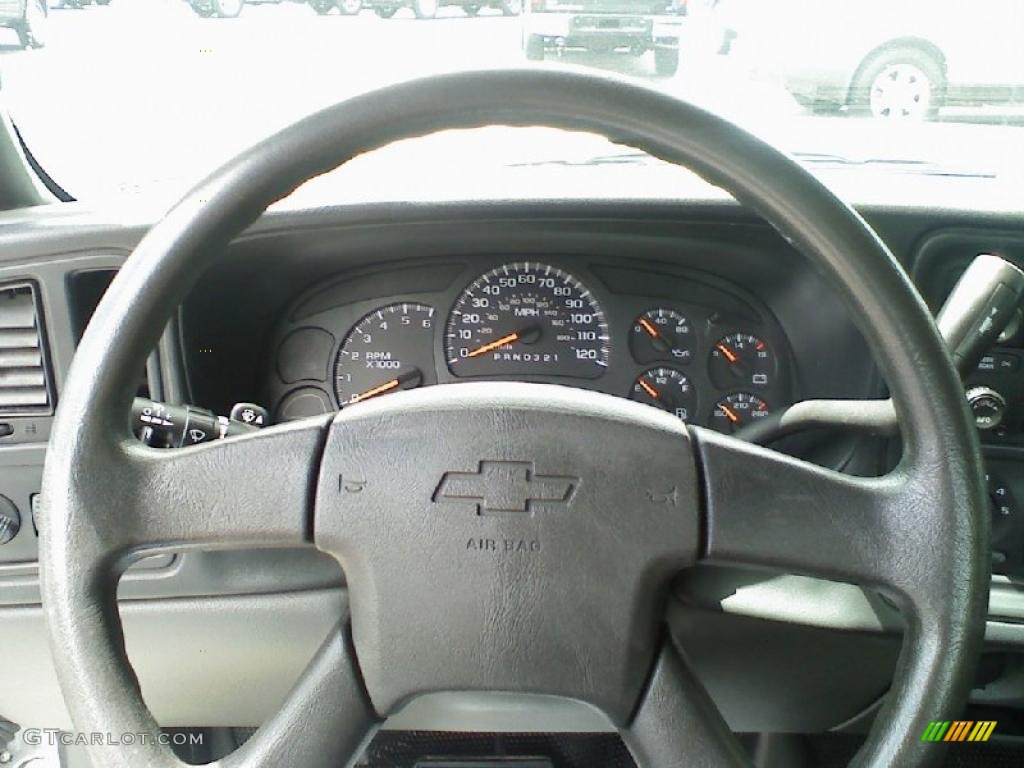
499, 0, 520, 15
848, 47, 945, 120
412, 0, 436, 18
309, 0, 334, 12
96, 0, 112, 5
374, 5, 396, 16
463, 2, 479, 15
524, 33, 543, 61
212, 0, 245, 17
654, 47, 678, 77
337, 0, 362, 13
17, 0, 48, 49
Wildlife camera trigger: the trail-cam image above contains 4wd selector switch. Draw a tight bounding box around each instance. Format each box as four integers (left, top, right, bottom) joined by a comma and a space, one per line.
966, 386, 1007, 430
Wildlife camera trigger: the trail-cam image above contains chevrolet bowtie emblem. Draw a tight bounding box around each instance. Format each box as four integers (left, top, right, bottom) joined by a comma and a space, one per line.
433, 460, 578, 515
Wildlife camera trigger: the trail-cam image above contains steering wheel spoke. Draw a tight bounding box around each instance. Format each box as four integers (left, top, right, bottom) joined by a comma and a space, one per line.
695, 425, 980, 618
222, 622, 378, 768
60, 415, 333, 561
623, 638, 749, 768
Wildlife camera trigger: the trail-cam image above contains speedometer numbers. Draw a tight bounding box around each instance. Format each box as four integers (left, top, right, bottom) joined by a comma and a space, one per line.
445, 263, 610, 379
334, 303, 436, 406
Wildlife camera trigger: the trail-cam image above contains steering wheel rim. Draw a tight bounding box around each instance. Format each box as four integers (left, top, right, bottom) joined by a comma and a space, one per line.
39, 68, 988, 768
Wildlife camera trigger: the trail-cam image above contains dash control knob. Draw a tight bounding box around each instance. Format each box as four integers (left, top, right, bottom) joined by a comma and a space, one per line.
0, 495, 20, 545
966, 386, 1007, 430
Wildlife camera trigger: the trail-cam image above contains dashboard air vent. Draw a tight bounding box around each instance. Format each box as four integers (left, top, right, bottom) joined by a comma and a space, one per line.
0, 283, 51, 414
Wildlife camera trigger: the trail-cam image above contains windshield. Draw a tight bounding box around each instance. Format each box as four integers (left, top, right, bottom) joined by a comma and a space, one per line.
2, 0, 1023, 200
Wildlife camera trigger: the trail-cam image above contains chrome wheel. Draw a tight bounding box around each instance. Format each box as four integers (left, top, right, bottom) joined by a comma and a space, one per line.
869, 62, 933, 119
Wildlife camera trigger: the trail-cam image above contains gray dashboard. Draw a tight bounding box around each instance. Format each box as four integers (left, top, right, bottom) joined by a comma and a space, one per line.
0, 198, 1022, 735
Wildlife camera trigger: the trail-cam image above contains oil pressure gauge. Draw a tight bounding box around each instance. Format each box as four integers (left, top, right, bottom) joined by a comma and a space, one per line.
629, 308, 695, 365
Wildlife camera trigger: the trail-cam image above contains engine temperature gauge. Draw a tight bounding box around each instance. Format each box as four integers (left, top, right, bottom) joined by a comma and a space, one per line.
629, 308, 694, 365
630, 367, 697, 421
711, 392, 771, 433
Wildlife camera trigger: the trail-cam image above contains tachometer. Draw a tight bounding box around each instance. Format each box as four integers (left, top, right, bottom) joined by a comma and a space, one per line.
334, 303, 436, 405
445, 262, 609, 378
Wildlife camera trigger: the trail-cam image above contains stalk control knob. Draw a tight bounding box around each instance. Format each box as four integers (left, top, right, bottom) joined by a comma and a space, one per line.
966, 386, 1007, 430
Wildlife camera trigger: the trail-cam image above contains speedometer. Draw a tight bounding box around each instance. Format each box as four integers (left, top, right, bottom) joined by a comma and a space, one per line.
445, 262, 610, 378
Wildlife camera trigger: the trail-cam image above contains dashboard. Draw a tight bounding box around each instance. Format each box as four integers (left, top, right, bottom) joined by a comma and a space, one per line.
3, 198, 1024, 739
265, 257, 793, 433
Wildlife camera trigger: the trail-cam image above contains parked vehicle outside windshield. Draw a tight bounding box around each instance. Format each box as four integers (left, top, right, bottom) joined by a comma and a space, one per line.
0, 0, 1021, 199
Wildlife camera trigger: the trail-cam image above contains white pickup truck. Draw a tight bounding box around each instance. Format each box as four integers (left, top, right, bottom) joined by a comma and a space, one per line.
522, 0, 687, 76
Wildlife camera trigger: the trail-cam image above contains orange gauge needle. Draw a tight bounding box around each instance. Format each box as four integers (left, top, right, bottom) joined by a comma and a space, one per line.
716, 343, 739, 364
467, 331, 521, 358
638, 317, 661, 339
639, 379, 660, 400
349, 378, 400, 403
718, 404, 741, 424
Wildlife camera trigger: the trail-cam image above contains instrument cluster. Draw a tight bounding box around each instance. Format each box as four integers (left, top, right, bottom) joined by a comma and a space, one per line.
268, 258, 792, 432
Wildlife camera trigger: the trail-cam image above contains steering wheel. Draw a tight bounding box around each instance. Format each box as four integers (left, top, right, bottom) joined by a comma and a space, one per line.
39, 69, 988, 768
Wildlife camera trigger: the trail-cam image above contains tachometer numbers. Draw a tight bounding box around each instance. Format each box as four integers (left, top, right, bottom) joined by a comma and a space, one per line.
709, 333, 775, 389
711, 392, 770, 434
630, 367, 697, 421
334, 303, 436, 406
629, 308, 695, 365
445, 262, 610, 378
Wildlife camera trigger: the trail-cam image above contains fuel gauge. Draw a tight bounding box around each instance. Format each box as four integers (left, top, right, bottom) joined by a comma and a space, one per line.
630, 367, 697, 421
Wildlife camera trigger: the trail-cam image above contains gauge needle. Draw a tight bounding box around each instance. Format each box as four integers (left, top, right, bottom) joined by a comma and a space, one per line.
467, 331, 520, 358
639, 318, 661, 338
716, 342, 739, 364
718, 404, 741, 424
349, 369, 422, 404
465, 324, 541, 359
639, 379, 660, 400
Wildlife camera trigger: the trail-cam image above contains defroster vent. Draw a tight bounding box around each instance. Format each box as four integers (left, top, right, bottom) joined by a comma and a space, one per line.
0, 283, 52, 414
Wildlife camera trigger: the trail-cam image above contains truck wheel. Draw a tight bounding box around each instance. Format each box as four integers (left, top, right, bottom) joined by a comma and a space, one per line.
212, 0, 245, 17
17, 0, 47, 49
412, 0, 436, 18
500, 0, 520, 15
849, 47, 944, 120
309, 0, 334, 12
524, 33, 544, 61
654, 48, 679, 77
95, 0, 112, 5
337, 0, 362, 14
374, 5, 396, 16
463, 3, 480, 15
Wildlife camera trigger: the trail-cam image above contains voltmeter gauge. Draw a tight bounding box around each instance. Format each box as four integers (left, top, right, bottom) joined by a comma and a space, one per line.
709, 333, 775, 389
